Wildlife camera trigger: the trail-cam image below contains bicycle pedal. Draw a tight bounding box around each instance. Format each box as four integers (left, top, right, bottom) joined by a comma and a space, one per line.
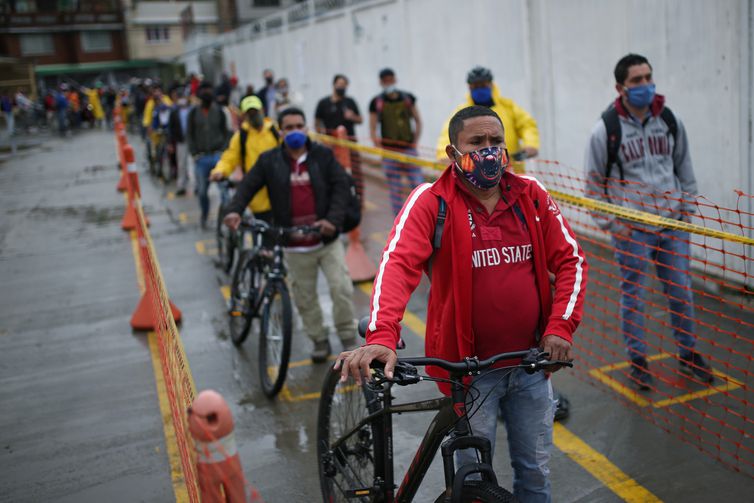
230, 311, 243, 317
344, 488, 373, 498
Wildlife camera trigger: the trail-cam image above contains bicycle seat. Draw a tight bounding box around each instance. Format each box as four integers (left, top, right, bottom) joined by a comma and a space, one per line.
357, 315, 406, 349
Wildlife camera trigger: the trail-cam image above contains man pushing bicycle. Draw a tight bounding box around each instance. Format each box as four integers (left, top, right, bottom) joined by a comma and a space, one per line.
336, 106, 588, 502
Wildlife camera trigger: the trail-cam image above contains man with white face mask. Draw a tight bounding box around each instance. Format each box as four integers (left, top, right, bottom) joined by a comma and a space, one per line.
337, 106, 587, 503
368, 68, 423, 215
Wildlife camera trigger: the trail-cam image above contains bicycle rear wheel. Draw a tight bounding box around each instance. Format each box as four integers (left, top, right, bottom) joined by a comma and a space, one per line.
434, 480, 516, 503
228, 253, 261, 346
215, 204, 235, 273
258, 280, 292, 398
318, 366, 383, 502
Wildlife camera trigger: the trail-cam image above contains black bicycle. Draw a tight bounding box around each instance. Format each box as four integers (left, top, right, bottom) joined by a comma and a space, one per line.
228, 219, 319, 398
214, 179, 237, 274
317, 320, 571, 502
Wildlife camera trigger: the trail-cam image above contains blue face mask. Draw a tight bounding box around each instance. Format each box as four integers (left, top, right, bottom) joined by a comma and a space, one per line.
624, 83, 656, 108
470, 86, 493, 105
284, 130, 307, 149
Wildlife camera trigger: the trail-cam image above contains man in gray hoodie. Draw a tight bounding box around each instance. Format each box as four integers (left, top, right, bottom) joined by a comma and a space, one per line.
584, 53, 712, 390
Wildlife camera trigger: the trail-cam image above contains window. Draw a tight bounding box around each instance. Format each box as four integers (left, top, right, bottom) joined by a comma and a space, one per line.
146, 26, 170, 44
80, 31, 112, 52
13, 0, 38, 13
19, 33, 54, 55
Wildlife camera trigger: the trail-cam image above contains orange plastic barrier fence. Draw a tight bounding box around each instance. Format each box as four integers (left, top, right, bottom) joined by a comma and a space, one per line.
322, 134, 754, 478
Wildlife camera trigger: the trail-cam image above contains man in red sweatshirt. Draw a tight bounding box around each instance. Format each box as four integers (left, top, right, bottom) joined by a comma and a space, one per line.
336, 106, 587, 502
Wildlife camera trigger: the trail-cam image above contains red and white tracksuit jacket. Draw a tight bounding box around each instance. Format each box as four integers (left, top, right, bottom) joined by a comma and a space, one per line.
366, 167, 588, 393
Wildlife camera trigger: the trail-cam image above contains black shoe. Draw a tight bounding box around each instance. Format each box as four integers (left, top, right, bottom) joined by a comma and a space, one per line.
311, 340, 331, 363
629, 357, 653, 391
679, 352, 714, 383
175, 188, 186, 196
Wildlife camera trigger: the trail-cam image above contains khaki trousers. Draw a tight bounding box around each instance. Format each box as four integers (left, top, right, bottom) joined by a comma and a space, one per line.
285, 240, 355, 343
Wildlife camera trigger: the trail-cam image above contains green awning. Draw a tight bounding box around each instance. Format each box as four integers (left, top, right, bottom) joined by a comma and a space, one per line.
35, 59, 164, 76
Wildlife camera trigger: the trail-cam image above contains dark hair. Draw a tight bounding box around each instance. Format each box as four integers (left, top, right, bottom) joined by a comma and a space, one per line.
379, 68, 395, 79
198, 81, 213, 91
614, 54, 652, 84
278, 107, 306, 126
448, 106, 504, 144
333, 74, 349, 85
466, 66, 493, 84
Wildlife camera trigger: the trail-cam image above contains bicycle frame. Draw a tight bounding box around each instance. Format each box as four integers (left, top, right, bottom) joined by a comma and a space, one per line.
333, 378, 483, 502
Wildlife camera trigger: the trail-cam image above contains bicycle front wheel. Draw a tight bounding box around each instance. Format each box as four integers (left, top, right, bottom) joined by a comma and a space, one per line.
258, 280, 292, 398
228, 253, 261, 346
317, 366, 383, 502
434, 481, 516, 503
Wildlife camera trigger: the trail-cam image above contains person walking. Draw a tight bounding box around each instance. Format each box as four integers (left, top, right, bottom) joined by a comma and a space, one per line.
337, 106, 587, 503
368, 68, 423, 215
584, 53, 712, 390
223, 107, 357, 362
209, 95, 280, 223
187, 82, 230, 228
435, 66, 539, 173
168, 90, 193, 196
257, 69, 276, 117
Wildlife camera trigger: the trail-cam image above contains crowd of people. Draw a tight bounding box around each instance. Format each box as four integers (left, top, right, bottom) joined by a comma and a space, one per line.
37, 53, 706, 502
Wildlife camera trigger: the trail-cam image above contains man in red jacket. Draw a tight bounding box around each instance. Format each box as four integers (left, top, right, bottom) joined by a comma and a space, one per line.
336, 106, 587, 502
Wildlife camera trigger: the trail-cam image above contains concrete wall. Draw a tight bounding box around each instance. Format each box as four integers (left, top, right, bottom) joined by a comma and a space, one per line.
182, 0, 753, 219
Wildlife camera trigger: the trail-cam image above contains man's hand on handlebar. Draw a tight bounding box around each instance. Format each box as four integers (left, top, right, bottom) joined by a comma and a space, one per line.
223, 212, 241, 231
334, 344, 398, 385
540, 335, 572, 372
314, 219, 336, 237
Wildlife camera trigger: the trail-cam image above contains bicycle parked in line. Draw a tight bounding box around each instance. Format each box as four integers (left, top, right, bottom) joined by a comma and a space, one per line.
227, 218, 320, 398
317, 318, 572, 502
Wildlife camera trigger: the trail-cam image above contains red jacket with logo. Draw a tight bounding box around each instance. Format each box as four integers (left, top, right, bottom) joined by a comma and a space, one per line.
365, 167, 588, 392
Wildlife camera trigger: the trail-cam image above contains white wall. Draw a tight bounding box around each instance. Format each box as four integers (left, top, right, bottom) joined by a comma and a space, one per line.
181, 0, 753, 220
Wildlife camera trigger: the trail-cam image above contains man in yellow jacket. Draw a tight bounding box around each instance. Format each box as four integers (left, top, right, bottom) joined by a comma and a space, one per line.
435, 66, 539, 173
209, 95, 279, 221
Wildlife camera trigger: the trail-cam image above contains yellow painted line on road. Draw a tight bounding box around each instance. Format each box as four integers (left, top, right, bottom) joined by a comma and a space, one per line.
127, 227, 189, 503
148, 331, 190, 503
553, 423, 661, 502
166, 191, 175, 201
589, 352, 743, 409
220, 285, 230, 301
357, 282, 425, 339
179, 212, 188, 224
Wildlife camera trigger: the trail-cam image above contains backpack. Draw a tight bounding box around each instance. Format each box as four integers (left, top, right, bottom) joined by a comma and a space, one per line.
239, 125, 279, 169
341, 173, 362, 233
428, 195, 527, 277
375, 92, 414, 145
601, 104, 678, 194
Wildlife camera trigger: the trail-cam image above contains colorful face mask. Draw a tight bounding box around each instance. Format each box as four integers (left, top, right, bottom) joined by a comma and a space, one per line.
453, 145, 509, 189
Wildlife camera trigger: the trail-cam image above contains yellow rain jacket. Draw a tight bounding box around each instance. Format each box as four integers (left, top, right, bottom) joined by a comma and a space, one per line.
211, 118, 280, 214
84, 88, 105, 120
435, 84, 540, 173
142, 95, 173, 128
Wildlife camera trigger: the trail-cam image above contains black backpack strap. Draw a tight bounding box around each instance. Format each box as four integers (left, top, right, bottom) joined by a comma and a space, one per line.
239, 128, 248, 169
512, 202, 527, 230
660, 106, 679, 177
601, 106, 622, 194
428, 195, 447, 279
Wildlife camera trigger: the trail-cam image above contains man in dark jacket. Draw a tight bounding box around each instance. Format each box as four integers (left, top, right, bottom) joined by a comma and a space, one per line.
187, 81, 230, 227
223, 107, 357, 361
168, 90, 193, 195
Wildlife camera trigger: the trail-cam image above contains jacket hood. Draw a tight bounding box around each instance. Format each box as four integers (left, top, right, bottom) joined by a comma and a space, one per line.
614, 93, 666, 119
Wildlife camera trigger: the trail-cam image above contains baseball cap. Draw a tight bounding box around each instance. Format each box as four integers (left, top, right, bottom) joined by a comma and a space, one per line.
240, 95, 263, 113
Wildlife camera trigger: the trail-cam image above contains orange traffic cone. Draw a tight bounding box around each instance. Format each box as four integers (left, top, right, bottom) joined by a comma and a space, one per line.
130, 221, 181, 330
333, 126, 377, 282
121, 145, 149, 230
188, 390, 258, 503
116, 131, 129, 191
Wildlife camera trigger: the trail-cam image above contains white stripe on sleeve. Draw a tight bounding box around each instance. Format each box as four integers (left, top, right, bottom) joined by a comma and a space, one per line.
369, 183, 434, 333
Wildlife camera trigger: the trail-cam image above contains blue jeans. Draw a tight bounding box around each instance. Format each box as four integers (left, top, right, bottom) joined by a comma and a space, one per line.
457, 369, 554, 503
613, 228, 696, 360
194, 152, 221, 223
383, 147, 422, 215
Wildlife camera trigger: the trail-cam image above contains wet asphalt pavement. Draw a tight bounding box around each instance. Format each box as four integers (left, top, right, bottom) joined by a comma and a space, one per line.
1, 129, 753, 502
